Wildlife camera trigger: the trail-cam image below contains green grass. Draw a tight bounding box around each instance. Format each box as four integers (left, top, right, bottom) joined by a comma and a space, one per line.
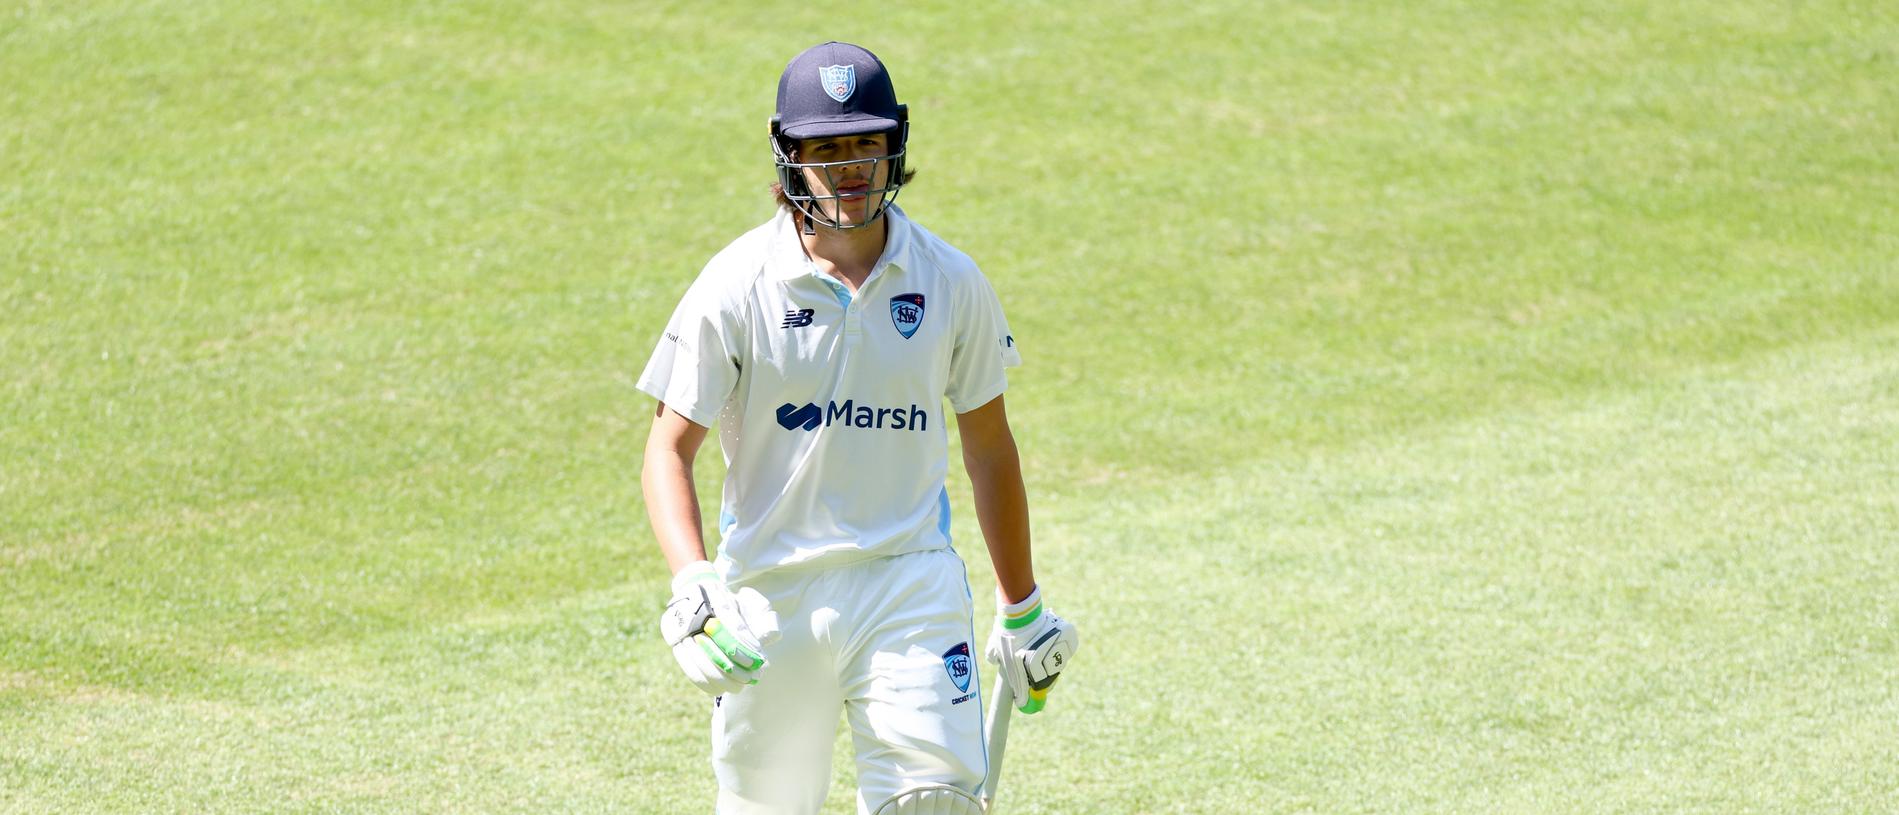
4, 0, 1896, 812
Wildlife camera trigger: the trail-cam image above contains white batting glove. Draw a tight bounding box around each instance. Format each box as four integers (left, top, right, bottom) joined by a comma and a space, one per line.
985, 586, 1079, 714
659, 561, 780, 696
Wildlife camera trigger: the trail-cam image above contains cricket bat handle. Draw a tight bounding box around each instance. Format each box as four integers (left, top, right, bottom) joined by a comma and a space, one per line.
979, 674, 1013, 812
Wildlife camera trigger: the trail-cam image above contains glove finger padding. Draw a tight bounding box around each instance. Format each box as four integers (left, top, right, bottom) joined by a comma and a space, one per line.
728, 587, 782, 648
984, 623, 1027, 705
672, 634, 750, 695
660, 562, 778, 696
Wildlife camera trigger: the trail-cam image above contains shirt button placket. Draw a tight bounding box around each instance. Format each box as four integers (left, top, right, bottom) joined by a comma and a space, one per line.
842, 288, 862, 342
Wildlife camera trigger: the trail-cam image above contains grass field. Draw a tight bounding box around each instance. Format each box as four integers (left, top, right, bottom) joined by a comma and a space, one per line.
4, 0, 1897, 812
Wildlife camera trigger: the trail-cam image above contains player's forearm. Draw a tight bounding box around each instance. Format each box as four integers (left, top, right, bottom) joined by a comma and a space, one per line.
642, 440, 709, 574
964, 439, 1035, 604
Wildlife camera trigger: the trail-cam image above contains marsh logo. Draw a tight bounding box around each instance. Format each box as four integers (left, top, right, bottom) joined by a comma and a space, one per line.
775, 402, 822, 431
775, 399, 929, 432
942, 643, 973, 694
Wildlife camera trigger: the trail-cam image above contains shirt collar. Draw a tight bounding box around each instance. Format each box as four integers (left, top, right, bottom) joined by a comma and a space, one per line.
767, 205, 912, 281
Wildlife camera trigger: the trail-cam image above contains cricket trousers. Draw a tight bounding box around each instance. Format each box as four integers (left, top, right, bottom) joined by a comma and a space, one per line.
711, 548, 989, 815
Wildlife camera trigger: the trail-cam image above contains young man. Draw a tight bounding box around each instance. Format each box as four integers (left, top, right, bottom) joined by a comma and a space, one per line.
638, 41, 1080, 815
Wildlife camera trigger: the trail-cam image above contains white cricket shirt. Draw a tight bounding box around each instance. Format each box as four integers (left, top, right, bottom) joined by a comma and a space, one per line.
637, 205, 1021, 585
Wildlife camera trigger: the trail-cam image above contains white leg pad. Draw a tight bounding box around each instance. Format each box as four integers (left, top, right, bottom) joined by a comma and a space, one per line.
872, 783, 987, 815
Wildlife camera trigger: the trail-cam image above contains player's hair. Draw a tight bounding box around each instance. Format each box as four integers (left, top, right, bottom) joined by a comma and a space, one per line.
771, 167, 918, 213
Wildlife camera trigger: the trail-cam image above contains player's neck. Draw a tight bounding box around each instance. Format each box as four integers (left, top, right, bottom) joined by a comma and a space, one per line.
799, 216, 888, 292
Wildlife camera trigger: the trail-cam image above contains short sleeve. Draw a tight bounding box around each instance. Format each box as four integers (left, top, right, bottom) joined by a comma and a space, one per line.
636, 274, 745, 428
946, 270, 1020, 414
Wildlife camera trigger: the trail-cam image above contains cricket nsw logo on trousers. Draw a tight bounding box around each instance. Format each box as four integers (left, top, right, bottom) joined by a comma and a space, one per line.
942, 643, 973, 694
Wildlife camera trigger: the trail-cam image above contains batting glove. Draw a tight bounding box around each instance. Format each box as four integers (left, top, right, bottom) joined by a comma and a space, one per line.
985, 585, 1079, 714
659, 561, 780, 696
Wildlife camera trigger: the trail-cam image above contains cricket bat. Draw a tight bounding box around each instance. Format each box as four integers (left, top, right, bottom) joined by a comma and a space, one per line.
978, 674, 1013, 812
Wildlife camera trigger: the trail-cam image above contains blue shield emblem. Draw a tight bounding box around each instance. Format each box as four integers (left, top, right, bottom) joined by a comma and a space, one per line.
890, 293, 925, 339
819, 64, 856, 103
942, 643, 973, 693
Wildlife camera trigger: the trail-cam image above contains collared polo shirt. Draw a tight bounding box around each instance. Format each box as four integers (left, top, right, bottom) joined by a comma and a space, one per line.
638, 206, 1021, 584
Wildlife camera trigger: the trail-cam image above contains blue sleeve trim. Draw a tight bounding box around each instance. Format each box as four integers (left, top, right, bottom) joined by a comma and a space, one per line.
937, 486, 953, 544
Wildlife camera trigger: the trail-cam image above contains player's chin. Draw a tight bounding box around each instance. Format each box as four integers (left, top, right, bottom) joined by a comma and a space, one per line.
838, 194, 882, 223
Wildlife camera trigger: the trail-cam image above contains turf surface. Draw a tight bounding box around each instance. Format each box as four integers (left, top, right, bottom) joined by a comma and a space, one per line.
3, 0, 1896, 812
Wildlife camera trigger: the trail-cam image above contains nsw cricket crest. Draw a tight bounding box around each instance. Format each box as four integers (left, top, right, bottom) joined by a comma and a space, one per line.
942, 642, 973, 693
819, 64, 856, 102
889, 293, 925, 339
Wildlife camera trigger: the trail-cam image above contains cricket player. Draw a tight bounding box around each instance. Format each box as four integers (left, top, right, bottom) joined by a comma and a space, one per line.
639, 41, 1080, 814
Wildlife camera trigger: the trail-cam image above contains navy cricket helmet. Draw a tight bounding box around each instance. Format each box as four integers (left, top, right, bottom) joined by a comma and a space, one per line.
769, 41, 909, 231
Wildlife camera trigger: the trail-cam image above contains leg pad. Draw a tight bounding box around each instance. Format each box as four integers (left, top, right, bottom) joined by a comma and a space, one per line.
872, 783, 987, 815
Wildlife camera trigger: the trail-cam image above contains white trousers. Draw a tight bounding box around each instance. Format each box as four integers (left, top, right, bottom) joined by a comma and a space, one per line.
711, 549, 989, 815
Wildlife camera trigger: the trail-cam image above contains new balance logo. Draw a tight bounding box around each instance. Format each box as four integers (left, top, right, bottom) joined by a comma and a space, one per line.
776, 400, 929, 432
781, 308, 815, 329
